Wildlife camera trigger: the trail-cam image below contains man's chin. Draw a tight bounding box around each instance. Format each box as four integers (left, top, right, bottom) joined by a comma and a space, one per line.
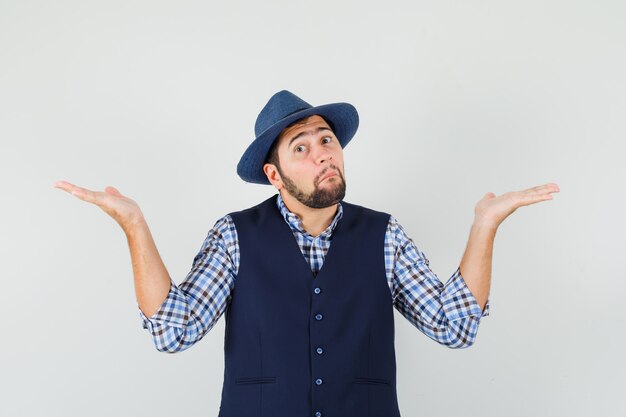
316, 189, 346, 207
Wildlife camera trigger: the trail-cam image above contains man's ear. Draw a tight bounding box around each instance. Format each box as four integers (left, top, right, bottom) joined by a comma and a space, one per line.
263, 163, 282, 190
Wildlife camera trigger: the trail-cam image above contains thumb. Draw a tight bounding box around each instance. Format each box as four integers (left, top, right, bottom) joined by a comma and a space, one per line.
104, 186, 123, 197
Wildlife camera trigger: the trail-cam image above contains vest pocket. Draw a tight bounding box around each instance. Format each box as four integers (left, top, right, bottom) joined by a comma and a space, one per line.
234, 376, 277, 385
353, 377, 391, 386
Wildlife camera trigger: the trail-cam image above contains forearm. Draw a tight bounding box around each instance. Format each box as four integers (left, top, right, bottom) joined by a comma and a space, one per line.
125, 218, 172, 318
458, 219, 497, 310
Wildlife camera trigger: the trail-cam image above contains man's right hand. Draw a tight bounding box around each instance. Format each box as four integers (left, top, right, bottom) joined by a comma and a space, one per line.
53, 180, 145, 231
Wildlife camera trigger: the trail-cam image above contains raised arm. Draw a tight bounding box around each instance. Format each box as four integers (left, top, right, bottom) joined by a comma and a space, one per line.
459, 182, 560, 310
389, 216, 490, 349
53, 180, 170, 316
53, 180, 237, 353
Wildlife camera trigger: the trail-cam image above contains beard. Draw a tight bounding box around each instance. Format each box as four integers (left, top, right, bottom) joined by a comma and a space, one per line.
278, 164, 346, 209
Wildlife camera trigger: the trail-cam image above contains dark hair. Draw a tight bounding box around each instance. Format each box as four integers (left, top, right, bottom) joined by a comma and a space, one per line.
264, 115, 335, 170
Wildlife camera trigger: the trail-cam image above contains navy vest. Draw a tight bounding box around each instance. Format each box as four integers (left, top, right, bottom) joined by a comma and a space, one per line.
218, 194, 401, 417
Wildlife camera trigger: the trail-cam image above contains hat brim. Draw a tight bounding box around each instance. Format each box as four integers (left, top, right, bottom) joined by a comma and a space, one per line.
237, 102, 359, 185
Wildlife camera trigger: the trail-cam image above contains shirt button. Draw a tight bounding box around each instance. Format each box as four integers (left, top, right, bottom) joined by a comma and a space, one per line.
314, 287, 321, 294
315, 313, 323, 321
315, 412, 322, 417
316, 347, 324, 354
315, 378, 323, 385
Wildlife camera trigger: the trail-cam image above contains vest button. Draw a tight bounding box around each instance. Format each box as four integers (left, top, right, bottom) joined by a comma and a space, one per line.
316, 347, 323, 354
315, 412, 322, 417
314, 287, 321, 294
315, 378, 323, 385
315, 313, 323, 321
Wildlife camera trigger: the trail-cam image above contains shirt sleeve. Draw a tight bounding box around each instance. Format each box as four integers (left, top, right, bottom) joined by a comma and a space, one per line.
138, 214, 239, 353
387, 215, 490, 349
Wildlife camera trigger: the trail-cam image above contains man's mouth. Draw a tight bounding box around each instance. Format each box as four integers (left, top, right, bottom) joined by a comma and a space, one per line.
320, 171, 338, 182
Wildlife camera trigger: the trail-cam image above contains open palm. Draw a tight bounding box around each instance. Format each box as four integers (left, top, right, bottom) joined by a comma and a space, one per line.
474, 182, 560, 228
53, 180, 144, 230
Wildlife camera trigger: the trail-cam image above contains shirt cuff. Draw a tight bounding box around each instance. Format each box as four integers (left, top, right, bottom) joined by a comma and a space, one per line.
138, 278, 190, 333
441, 266, 490, 322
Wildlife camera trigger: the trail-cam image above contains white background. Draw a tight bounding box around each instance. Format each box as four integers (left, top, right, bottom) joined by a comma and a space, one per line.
1, 1, 625, 416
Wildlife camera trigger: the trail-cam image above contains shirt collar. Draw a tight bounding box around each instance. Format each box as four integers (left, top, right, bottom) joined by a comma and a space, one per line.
276, 193, 343, 237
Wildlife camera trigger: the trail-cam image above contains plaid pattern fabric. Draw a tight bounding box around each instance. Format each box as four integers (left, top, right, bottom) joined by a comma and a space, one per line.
140, 194, 490, 352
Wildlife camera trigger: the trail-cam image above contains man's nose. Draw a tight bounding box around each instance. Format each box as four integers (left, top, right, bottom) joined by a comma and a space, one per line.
318, 154, 332, 164
314, 147, 333, 164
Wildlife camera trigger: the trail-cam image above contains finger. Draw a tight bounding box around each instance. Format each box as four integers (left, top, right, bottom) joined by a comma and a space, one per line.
53, 180, 75, 192
518, 190, 555, 206
518, 184, 559, 200
536, 183, 560, 197
56, 182, 102, 205
72, 188, 105, 205
54, 181, 85, 196
525, 183, 560, 194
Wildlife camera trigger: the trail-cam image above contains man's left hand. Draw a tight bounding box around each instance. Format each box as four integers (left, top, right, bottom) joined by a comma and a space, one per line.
474, 182, 560, 229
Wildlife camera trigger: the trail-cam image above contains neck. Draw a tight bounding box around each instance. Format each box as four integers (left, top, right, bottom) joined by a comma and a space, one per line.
280, 190, 338, 237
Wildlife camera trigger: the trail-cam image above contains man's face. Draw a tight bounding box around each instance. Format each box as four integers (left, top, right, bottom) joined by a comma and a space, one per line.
263, 115, 346, 209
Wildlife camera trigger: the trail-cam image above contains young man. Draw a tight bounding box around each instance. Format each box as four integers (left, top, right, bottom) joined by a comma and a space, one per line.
53, 90, 559, 417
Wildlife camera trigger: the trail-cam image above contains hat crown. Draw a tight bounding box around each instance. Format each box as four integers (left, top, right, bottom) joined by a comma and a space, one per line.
255, 90, 313, 137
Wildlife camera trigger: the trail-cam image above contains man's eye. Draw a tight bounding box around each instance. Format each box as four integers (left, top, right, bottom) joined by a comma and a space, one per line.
295, 137, 331, 153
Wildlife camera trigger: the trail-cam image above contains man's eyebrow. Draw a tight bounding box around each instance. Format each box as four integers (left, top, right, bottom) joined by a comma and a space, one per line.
287, 127, 332, 149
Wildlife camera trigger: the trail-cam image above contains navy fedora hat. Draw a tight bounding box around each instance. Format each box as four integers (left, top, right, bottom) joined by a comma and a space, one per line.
237, 90, 359, 184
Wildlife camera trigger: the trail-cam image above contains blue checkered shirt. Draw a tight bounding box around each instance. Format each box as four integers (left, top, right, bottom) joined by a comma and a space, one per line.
140, 193, 490, 352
